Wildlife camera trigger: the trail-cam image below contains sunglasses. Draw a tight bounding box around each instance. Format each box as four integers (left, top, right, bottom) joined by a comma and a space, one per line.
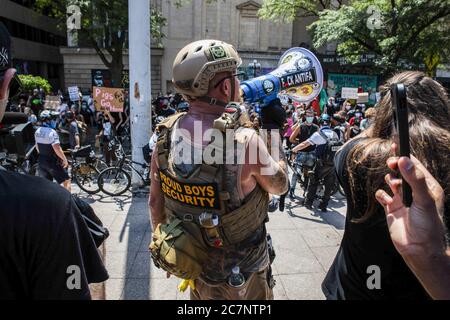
213, 71, 246, 89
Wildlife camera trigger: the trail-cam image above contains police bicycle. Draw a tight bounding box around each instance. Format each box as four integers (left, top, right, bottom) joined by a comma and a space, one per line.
67, 145, 108, 194
0, 149, 39, 176
97, 137, 150, 196
287, 148, 344, 200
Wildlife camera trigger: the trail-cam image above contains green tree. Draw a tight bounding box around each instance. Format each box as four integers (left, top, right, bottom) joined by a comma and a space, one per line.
35, 0, 166, 87
259, 0, 450, 75
18, 75, 52, 94
259, 0, 341, 20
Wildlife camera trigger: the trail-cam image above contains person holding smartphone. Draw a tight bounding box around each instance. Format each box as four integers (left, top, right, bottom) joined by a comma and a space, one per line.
322, 71, 450, 300
376, 151, 450, 300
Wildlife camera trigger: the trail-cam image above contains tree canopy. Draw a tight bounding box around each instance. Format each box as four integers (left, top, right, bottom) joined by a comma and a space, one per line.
35, 0, 166, 86
259, 0, 450, 75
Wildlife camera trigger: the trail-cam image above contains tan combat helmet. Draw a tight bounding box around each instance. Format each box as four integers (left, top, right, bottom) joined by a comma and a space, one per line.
172, 40, 242, 100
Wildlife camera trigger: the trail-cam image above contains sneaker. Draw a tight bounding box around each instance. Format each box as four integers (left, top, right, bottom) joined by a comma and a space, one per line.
304, 202, 313, 210
289, 191, 295, 200
318, 205, 327, 212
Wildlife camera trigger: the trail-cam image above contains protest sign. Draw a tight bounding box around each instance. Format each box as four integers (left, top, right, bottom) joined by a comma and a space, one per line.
43, 95, 60, 110
357, 92, 369, 103
341, 87, 359, 99
68, 86, 80, 102
93, 86, 124, 112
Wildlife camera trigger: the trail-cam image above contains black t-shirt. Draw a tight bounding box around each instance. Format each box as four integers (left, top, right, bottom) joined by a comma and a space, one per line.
322, 138, 429, 300
0, 171, 109, 299
297, 123, 318, 152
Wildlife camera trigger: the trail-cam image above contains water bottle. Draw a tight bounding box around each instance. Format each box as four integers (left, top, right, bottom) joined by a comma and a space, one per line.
228, 266, 245, 287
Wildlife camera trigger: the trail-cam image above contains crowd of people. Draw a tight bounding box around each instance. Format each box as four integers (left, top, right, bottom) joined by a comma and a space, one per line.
1, 24, 449, 301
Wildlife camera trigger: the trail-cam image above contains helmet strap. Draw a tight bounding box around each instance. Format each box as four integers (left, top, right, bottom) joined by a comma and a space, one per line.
196, 96, 228, 108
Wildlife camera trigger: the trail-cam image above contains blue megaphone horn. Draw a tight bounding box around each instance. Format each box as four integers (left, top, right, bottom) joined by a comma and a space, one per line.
240, 47, 324, 106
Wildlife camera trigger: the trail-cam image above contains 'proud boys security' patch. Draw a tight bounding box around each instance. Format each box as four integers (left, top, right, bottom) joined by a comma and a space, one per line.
159, 170, 220, 210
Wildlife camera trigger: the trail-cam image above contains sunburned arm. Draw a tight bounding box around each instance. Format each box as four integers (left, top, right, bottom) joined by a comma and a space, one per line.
149, 148, 166, 230
247, 132, 288, 195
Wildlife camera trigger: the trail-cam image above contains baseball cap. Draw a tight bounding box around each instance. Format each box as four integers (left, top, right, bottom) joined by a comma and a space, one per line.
0, 22, 22, 97
0, 22, 12, 77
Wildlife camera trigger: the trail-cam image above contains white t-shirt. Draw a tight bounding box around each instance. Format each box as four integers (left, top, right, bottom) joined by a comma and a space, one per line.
307, 127, 338, 146
103, 122, 112, 137
35, 126, 60, 145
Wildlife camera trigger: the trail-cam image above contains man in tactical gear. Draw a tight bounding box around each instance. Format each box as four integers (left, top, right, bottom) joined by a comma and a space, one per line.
149, 40, 289, 300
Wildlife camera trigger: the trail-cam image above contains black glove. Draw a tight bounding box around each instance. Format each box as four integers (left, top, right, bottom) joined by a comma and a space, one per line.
260, 98, 287, 130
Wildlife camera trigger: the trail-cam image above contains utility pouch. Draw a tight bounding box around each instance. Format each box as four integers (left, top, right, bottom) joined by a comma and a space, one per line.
149, 218, 209, 280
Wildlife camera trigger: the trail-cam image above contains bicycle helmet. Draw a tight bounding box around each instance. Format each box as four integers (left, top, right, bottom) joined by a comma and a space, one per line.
177, 101, 189, 112
319, 113, 331, 125
172, 40, 241, 98
39, 110, 52, 121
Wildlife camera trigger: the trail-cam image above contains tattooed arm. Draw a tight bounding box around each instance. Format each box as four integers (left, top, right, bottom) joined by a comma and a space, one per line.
246, 130, 289, 195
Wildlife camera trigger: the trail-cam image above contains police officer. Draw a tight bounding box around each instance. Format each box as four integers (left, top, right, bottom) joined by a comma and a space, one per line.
288, 108, 319, 199
149, 40, 288, 300
35, 110, 71, 192
292, 114, 340, 212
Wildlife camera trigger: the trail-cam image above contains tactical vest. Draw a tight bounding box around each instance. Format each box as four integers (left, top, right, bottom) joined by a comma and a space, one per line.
155, 110, 269, 250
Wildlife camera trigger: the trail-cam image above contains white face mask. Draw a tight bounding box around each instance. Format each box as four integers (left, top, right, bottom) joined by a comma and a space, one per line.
0, 98, 7, 122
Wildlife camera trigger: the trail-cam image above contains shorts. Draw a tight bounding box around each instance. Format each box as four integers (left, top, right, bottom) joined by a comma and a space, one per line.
39, 160, 70, 184
190, 267, 274, 300
296, 151, 316, 168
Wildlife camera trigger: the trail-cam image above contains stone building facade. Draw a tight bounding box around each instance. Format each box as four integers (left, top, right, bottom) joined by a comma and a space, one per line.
59, 0, 315, 96
160, 0, 294, 93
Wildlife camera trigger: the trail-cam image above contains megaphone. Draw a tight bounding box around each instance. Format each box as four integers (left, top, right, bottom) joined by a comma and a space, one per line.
240, 47, 323, 106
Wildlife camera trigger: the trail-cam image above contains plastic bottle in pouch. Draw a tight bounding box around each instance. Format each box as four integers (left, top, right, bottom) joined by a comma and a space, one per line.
228, 266, 245, 287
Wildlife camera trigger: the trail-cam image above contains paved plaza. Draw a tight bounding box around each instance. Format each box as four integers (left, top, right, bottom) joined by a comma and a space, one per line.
76, 181, 346, 300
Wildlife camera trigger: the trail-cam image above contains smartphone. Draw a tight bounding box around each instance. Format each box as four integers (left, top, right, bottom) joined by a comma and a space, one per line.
391, 83, 412, 207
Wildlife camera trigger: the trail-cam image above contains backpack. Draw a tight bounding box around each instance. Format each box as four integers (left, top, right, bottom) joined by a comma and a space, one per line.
315, 129, 343, 164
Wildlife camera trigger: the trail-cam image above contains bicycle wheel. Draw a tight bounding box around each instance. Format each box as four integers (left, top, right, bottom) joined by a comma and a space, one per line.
73, 163, 101, 194
98, 167, 131, 196
94, 158, 108, 172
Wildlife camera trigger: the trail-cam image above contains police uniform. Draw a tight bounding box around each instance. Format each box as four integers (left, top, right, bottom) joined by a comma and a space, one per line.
304, 126, 339, 209
35, 126, 69, 184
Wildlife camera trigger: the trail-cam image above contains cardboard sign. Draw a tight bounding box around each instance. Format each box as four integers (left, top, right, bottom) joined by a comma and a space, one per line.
43, 95, 60, 110
93, 86, 124, 112
341, 87, 359, 99
158, 170, 220, 210
68, 86, 80, 102
357, 92, 369, 103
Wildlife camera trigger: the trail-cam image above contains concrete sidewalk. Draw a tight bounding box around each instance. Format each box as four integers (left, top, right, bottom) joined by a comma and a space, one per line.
78, 186, 346, 300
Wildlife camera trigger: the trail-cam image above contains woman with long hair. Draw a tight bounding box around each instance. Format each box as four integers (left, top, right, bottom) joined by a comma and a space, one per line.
323, 71, 450, 299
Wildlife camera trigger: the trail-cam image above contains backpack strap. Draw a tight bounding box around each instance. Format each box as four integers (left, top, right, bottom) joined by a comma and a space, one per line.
155, 113, 186, 170
318, 128, 330, 143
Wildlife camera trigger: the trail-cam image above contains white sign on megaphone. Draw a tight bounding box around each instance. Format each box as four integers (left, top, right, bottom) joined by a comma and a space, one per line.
240, 47, 324, 106
274, 47, 324, 103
